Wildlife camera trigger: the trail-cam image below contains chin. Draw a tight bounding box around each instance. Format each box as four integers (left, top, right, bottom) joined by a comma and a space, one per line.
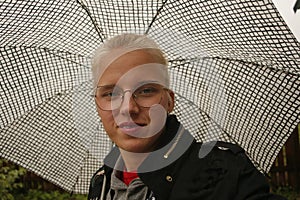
119, 140, 152, 153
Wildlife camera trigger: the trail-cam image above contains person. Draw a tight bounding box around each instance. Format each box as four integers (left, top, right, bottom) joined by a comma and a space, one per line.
88, 33, 285, 200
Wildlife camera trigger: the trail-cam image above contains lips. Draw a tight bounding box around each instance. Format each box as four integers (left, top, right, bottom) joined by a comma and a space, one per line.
118, 121, 146, 135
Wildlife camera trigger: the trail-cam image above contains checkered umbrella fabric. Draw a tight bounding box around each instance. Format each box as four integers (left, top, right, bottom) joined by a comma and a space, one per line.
0, 0, 299, 194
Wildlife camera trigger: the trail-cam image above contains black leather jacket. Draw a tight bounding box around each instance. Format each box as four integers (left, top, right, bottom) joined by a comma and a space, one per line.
88, 115, 285, 200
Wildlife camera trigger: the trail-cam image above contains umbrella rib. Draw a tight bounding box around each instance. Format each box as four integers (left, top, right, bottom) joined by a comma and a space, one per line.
168, 57, 300, 77
4, 45, 91, 69
145, 0, 169, 34
46, 49, 91, 69
218, 57, 300, 77
76, 0, 106, 41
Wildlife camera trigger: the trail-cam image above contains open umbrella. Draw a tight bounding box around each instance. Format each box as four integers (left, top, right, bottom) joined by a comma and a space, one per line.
1, 0, 299, 194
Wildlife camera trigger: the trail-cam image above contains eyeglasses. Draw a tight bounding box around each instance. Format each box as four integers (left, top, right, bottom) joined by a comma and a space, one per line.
94, 83, 168, 111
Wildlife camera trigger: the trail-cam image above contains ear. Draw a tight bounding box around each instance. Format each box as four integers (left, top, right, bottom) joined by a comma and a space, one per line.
167, 90, 175, 113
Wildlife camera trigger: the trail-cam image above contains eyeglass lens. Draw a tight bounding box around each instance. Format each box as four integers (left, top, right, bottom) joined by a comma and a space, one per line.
95, 83, 165, 110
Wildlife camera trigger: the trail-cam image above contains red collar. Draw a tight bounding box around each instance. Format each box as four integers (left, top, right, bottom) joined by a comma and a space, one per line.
122, 171, 139, 185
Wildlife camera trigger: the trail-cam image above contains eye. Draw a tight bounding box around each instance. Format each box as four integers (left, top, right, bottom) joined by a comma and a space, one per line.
107, 90, 123, 99
135, 84, 160, 96
142, 87, 157, 94
97, 86, 122, 100
101, 91, 115, 97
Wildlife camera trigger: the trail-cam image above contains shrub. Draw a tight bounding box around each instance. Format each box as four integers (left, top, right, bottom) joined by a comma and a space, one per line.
0, 158, 87, 200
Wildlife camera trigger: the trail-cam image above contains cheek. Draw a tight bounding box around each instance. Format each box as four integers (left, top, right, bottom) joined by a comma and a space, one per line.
98, 110, 114, 126
98, 111, 116, 139
160, 96, 170, 110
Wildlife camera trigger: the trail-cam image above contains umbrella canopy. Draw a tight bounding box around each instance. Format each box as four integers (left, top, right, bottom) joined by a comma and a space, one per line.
1, 0, 299, 194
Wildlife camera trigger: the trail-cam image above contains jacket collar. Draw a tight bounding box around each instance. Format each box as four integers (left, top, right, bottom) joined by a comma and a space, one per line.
137, 116, 195, 199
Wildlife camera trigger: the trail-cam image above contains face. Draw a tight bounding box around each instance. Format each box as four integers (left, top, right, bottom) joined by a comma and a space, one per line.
96, 49, 174, 153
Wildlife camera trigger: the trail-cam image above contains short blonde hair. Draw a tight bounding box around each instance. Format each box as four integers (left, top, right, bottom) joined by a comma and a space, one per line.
92, 33, 168, 87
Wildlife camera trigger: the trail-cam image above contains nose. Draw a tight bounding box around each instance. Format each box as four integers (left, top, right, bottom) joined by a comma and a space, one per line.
119, 91, 139, 115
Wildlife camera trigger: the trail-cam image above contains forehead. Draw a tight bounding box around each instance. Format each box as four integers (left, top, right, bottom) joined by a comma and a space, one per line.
97, 50, 168, 87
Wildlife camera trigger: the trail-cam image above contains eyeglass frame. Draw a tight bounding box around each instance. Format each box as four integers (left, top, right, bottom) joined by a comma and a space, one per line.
93, 83, 170, 111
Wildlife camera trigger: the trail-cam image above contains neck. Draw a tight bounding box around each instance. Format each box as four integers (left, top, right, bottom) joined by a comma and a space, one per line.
119, 149, 149, 172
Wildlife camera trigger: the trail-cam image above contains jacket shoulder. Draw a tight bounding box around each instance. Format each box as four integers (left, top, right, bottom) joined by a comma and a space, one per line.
196, 141, 244, 159
169, 141, 284, 199
214, 141, 244, 154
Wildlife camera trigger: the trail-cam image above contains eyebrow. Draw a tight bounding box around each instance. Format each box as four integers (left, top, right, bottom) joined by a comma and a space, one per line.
97, 80, 161, 89
136, 80, 160, 86
96, 84, 115, 88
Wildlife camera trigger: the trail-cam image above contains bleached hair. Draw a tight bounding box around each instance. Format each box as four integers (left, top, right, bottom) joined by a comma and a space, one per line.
91, 33, 168, 86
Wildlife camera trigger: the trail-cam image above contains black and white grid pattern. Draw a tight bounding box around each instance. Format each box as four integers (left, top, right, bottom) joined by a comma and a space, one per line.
1, 0, 299, 194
